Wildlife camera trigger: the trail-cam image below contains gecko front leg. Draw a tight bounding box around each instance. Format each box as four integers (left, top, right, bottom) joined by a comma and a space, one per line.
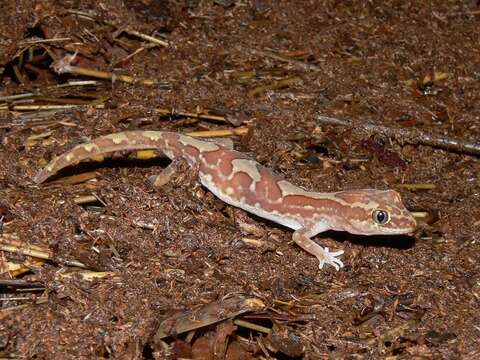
292, 228, 344, 271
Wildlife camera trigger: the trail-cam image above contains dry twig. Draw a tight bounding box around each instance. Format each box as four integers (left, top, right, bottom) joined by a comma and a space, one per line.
317, 115, 480, 156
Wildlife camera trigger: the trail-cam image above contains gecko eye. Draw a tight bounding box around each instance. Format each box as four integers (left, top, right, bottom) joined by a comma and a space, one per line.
372, 209, 390, 225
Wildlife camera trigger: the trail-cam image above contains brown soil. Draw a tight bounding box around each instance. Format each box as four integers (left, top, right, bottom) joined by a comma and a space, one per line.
1, 1, 479, 359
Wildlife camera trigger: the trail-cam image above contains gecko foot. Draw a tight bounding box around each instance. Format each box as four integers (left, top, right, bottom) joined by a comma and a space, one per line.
316, 247, 344, 271
292, 229, 345, 271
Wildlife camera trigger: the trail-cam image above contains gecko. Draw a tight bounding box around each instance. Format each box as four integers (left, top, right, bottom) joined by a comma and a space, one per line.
34, 131, 417, 271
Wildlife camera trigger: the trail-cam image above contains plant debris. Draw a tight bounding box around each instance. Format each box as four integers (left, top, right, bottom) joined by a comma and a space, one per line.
1, 0, 480, 359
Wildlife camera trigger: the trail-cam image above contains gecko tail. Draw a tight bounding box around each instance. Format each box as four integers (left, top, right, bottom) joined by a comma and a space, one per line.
34, 131, 168, 184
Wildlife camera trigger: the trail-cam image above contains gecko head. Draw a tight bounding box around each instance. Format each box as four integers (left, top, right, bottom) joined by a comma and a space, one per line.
332, 189, 417, 236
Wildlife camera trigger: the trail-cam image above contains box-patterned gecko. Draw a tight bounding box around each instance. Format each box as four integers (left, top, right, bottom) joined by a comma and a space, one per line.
34, 131, 417, 270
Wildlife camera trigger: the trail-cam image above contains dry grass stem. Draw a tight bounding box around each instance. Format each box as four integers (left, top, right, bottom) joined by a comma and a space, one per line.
0, 234, 86, 268
51, 55, 157, 86
187, 127, 249, 137
155, 108, 227, 123
73, 195, 99, 205
233, 319, 271, 334
0, 104, 104, 111
19, 37, 71, 45
47, 171, 98, 185
124, 29, 169, 47
398, 183, 436, 190
57, 270, 117, 280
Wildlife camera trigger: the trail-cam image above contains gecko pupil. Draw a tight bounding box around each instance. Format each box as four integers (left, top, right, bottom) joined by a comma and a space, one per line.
372, 210, 390, 225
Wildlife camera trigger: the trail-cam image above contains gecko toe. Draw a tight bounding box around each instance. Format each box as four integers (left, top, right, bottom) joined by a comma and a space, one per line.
321, 247, 344, 271
314, 248, 344, 270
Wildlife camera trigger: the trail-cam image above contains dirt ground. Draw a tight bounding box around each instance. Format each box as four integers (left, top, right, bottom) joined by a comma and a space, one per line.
1, 0, 480, 359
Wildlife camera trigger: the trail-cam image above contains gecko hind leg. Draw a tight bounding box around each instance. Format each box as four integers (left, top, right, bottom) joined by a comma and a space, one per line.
149, 158, 201, 189
149, 161, 179, 188
292, 229, 344, 271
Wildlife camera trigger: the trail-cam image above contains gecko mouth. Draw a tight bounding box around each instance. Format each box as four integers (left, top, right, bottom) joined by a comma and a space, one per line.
346, 222, 416, 236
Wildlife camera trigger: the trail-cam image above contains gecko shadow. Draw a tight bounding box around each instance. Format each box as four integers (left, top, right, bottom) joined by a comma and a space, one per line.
36, 156, 173, 183
245, 214, 416, 251
320, 230, 416, 250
